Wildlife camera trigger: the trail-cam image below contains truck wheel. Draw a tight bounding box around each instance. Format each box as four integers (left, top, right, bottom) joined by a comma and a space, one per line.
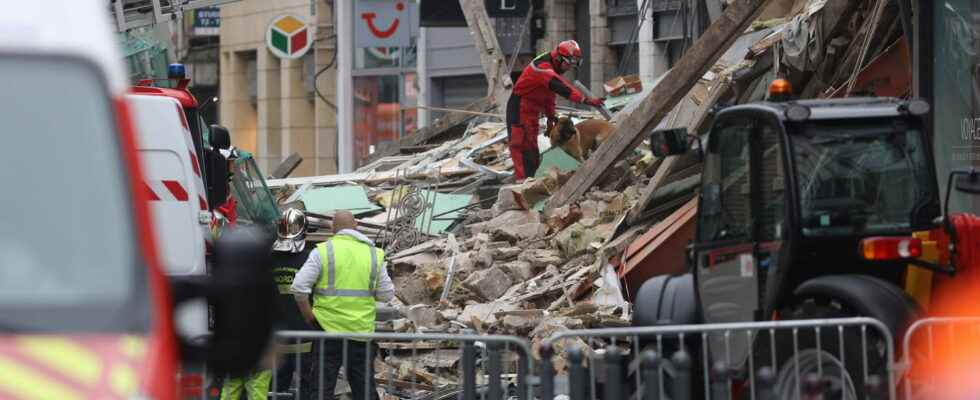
770, 298, 888, 400
633, 274, 704, 399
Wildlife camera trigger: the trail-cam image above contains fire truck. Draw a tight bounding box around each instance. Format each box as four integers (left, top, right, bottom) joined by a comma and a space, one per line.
635, 79, 980, 398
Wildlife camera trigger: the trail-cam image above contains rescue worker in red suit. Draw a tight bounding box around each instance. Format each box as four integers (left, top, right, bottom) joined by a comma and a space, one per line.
507, 40, 604, 181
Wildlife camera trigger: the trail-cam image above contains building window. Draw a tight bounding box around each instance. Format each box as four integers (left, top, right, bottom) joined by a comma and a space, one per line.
352, 74, 417, 168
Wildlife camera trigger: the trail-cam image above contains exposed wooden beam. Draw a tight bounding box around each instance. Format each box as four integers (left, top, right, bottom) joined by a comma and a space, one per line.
544, 0, 775, 212
458, 0, 513, 113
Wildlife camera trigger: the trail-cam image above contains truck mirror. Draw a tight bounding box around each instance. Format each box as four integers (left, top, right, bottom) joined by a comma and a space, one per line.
172, 226, 275, 377
954, 170, 980, 194
650, 128, 690, 157
210, 125, 231, 150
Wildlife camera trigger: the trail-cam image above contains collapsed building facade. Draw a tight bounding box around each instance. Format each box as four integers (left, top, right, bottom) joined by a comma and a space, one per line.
260, 0, 978, 396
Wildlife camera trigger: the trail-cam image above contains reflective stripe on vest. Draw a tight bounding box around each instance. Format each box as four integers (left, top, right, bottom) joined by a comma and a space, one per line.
312, 240, 379, 297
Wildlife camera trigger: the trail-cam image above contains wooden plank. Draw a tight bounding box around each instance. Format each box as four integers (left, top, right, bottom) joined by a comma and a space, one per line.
626, 76, 733, 224
544, 0, 775, 212
459, 0, 512, 112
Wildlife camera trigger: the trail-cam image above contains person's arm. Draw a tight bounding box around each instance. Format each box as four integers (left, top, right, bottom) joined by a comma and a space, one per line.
548, 76, 586, 104
548, 75, 604, 107
375, 261, 395, 302
294, 295, 317, 327
290, 248, 322, 326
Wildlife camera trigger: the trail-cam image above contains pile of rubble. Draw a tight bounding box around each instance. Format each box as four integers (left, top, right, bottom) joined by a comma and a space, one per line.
265, 0, 914, 394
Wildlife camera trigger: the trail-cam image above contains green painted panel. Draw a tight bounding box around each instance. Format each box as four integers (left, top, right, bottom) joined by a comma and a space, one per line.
535, 147, 580, 178
301, 185, 382, 216
414, 191, 473, 235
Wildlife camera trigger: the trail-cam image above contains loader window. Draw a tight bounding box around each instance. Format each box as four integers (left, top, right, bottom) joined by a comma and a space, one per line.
791, 118, 935, 237
0, 56, 148, 332
699, 118, 754, 242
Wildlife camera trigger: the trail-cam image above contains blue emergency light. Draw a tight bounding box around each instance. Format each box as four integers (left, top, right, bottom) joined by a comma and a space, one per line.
168, 63, 186, 79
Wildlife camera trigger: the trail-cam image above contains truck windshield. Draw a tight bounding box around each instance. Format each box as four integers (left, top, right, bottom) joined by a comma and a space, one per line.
790, 118, 934, 237
0, 56, 149, 332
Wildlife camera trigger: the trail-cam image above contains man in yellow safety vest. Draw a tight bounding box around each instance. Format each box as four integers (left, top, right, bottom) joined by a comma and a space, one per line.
290, 210, 394, 400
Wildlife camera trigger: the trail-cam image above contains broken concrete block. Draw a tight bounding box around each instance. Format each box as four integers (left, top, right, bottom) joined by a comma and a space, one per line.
499, 260, 536, 280
492, 222, 549, 243
424, 269, 446, 293
493, 247, 523, 261
578, 200, 604, 220
462, 266, 514, 301
405, 304, 444, 328
459, 301, 519, 326
491, 186, 529, 216
555, 222, 615, 259
389, 252, 441, 275
440, 308, 459, 321
394, 274, 433, 306
455, 250, 491, 273
545, 203, 583, 234
499, 310, 545, 335
470, 210, 541, 236
518, 249, 564, 269
603, 193, 628, 216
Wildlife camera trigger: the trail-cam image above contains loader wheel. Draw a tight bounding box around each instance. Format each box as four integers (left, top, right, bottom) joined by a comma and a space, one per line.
768, 298, 889, 400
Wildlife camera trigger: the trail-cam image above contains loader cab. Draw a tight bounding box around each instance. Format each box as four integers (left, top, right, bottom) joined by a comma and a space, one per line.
646, 95, 939, 366
686, 97, 939, 322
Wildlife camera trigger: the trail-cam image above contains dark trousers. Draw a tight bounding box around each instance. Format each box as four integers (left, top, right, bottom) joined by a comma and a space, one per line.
274, 345, 317, 398
316, 339, 379, 400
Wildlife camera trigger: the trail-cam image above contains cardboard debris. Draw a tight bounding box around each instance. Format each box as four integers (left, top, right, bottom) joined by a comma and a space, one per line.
603, 75, 643, 97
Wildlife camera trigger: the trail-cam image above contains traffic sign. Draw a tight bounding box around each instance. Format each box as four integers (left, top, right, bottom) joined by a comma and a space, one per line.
355, 0, 412, 48
266, 14, 312, 59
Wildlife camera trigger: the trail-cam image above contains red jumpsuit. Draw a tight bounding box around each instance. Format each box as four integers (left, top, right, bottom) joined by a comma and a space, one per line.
507, 54, 586, 180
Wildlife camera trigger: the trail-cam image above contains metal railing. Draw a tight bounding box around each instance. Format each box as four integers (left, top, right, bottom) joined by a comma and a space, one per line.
540, 317, 895, 400
208, 317, 980, 399
900, 317, 980, 400
268, 331, 534, 400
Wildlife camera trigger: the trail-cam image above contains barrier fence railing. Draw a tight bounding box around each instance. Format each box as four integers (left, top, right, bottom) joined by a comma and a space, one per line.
216, 317, 975, 400
268, 331, 534, 400
540, 317, 895, 400
899, 317, 980, 400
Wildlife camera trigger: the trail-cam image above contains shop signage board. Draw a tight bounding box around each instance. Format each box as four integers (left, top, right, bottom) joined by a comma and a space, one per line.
266, 14, 312, 59
355, 0, 412, 48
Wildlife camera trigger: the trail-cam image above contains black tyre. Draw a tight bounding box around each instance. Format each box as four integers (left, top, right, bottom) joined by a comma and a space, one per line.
766, 297, 890, 400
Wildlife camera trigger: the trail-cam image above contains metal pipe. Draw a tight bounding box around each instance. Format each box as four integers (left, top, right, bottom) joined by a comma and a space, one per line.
462, 340, 476, 400
671, 349, 692, 400
604, 346, 625, 400
539, 342, 556, 400
569, 347, 588, 400
640, 350, 661, 400
487, 342, 503, 400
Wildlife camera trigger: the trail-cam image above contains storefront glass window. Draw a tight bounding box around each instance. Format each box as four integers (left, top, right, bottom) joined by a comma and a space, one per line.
933, 0, 980, 212
352, 74, 417, 168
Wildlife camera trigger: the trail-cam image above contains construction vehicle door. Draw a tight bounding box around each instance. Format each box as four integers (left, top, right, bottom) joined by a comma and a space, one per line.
694, 113, 762, 369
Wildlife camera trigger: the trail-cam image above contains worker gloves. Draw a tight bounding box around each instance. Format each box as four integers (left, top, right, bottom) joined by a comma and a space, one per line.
585, 97, 605, 107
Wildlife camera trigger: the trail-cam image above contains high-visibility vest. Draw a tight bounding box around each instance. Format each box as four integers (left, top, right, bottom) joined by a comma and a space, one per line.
311, 235, 383, 334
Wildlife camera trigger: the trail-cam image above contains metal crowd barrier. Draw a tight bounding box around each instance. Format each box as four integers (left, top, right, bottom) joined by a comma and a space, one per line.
269, 331, 534, 400
899, 317, 980, 400
540, 317, 895, 400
